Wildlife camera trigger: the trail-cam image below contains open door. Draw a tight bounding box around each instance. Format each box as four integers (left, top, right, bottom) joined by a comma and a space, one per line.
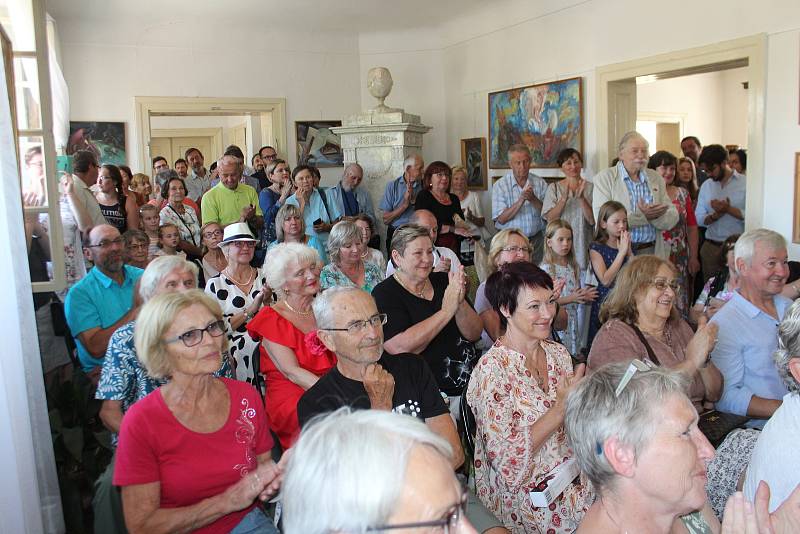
607, 78, 637, 164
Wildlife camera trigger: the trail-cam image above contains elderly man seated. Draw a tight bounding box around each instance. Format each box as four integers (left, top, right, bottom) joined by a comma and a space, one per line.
709, 228, 791, 427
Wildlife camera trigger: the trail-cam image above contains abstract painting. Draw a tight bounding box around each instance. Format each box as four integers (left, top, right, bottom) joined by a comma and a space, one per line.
460, 137, 487, 191
67, 121, 126, 165
488, 77, 583, 168
295, 120, 343, 167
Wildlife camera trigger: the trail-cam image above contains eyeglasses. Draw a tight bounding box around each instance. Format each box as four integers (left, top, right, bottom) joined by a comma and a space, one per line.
127, 243, 148, 250
367, 491, 467, 533
319, 313, 387, 335
651, 278, 680, 293
501, 245, 530, 254
230, 241, 256, 248
85, 237, 125, 249
262, 154, 277, 160
615, 358, 656, 397
165, 320, 226, 347
203, 230, 223, 238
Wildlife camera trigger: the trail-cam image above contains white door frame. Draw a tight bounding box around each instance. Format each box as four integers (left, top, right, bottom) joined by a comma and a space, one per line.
596, 34, 766, 228
134, 96, 287, 169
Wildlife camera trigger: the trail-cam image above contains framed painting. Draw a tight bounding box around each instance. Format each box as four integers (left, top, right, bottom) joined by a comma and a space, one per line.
67, 121, 126, 165
794, 152, 800, 243
295, 120, 343, 167
488, 77, 583, 168
460, 137, 487, 191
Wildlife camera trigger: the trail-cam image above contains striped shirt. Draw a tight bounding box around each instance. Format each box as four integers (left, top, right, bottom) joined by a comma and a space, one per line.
619, 162, 656, 244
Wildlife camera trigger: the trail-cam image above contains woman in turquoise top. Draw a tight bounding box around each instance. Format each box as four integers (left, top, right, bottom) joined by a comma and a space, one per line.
320, 221, 383, 292
285, 165, 335, 249
269, 204, 327, 262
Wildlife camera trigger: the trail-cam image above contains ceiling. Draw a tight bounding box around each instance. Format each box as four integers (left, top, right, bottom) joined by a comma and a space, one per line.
46, 0, 489, 32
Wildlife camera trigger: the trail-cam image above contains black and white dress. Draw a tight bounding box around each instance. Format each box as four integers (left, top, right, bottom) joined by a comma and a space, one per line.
204, 269, 268, 386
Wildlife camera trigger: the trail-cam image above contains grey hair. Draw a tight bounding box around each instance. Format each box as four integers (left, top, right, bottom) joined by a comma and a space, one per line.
282, 408, 452, 534
343, 162, 363, 177
326, 220, 363, 265
275, 203, 305, 242
403, 153, 421, 171
138, 255, 199, 301
734, 228, 786, 269
564, 361, 689, 492
262, 242, 320, 297
154, 168, 178, 189
215, 154, 242, 176
312, 286, 367, 329
617, 131, 649, 155
775, 299, 800, 394
390, 224, 432, 257
507, 143, 531, 158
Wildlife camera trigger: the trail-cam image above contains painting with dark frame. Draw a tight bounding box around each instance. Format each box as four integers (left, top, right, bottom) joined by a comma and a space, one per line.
488, 77, 583, 168
295, 120, 343, 167
67, 121, 127, 166
460, 137, 487, 191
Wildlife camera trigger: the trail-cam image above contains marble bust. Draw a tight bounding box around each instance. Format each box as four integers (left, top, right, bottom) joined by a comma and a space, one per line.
367, 67, 401, 113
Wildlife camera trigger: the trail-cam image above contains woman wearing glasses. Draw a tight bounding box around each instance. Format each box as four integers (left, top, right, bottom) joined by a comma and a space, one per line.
204, 223, 270, 387
114, 289, 281, 534
200, 222, 227, 281
467, 261, 591, 533
587, 255, 722, 411
247, 243, 336, 449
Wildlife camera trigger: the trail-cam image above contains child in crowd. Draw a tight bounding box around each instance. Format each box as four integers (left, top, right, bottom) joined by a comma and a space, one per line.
139, 204, 161, 259
122, 229, 150, 269
588, 201, 631, 345
154, 223, 185, 258
540, 220, 597, 357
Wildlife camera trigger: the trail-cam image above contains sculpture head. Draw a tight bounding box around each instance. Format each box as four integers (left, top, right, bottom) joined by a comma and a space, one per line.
367, 67, 394, 107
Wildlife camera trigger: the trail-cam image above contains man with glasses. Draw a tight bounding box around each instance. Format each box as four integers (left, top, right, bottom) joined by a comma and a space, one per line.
695, 144, 746, 282
152, 156, 169, 175
65, 224, 144, 374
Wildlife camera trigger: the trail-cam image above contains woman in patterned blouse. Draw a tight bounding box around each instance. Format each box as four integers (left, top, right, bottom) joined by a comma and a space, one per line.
467, 261, 591, 533
320, 220, 384, 292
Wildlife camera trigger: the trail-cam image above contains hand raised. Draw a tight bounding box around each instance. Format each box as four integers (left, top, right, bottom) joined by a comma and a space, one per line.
363, 363, 395, 411
686, 316, 718, 369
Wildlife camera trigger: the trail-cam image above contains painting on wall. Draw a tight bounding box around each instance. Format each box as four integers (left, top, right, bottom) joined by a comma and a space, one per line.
295, 120, 343, 167
794, 152, 800, 243
67, 121, 126, 165
488, 77, 583, 168
460, 137, 488, 191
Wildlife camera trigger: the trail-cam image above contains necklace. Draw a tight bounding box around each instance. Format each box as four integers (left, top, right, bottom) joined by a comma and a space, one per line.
283, 299, 312, 316
224, 266, 255, 288
393, 273, 428, 298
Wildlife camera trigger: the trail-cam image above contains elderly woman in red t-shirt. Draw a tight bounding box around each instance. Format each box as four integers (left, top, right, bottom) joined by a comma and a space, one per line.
114, 290, 282, 534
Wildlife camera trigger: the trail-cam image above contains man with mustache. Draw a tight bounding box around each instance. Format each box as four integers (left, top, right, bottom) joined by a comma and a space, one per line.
65, 224, 143, 374
592, 131, 678, 258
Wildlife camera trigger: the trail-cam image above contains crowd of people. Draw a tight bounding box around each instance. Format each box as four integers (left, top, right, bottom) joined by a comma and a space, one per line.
32, 131, 800, 533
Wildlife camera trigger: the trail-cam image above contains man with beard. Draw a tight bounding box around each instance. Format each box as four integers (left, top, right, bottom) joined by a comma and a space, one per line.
65, 224, 143, 373
695, 143, 746, 280
184, 147, 211, 203
681, 135, 709, 187
592, 131, 677, 258
251, 152, 269, 191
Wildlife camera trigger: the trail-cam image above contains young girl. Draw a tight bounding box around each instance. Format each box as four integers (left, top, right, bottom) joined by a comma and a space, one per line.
154, 223, 185, 258
588, 201, 631, 345
139, 204, 161, 259
539, 220, 597, 357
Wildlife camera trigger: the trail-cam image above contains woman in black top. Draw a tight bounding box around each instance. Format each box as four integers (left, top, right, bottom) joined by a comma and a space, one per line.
414, 161, 472, 254
372, 224, 482, 399
95, 164, 139, 232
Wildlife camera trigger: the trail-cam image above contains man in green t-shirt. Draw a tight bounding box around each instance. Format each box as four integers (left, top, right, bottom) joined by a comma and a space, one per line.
201, 154, 263, 229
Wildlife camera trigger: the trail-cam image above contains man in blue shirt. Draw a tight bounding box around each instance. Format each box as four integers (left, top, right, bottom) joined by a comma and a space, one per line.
695, 144, 746, 282
709, 229, 790, 428
65, 224, 143, 374
326, 163, 376, 225
379, 154, 424, 254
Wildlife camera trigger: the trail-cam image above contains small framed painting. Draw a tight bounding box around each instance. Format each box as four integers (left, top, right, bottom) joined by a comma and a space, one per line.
460, 137, 488, 191
67, 121, 127, 165
295, 120, 343, 167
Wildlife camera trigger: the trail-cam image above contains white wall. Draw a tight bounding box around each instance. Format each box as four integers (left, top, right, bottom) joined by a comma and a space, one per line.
721, 67, 750, 148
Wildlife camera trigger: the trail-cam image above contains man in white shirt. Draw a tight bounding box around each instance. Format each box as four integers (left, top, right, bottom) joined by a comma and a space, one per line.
385, 209, 461, 276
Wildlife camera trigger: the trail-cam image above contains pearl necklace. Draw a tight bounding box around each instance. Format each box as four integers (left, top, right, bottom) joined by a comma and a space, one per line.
283, 299, 312, 316
224, 266, 255, 288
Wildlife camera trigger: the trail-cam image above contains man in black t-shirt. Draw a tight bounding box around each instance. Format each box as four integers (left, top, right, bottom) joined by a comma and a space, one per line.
298, 286, 464, 469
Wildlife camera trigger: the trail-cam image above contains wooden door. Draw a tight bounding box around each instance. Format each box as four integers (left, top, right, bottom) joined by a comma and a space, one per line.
655, 122, 681, 156
607, 78, 637, 165
150, 137, 172, 168
172, 136, 214, 164
230, 123, 246, 152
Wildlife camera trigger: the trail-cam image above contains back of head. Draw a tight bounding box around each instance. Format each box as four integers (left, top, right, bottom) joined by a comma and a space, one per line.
282, 408, 451, 534
72, 149, 97, 173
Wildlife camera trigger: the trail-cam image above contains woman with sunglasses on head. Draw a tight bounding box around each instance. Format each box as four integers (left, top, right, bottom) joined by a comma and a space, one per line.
114, 289, 281, 534
588, 255, 722, 411
204, 223, 271, 388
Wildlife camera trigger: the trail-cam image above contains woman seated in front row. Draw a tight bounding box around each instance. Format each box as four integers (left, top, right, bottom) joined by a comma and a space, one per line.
467, 261, 591, 533
588, 254, 722, 411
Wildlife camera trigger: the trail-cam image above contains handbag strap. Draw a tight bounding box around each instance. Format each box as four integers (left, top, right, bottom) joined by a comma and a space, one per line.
627, 322, 661, 366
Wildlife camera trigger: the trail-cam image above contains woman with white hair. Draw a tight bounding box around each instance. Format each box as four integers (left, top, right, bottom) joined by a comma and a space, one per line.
204, 223, 270, 387
282, 408, 477, 534
565, 361, 800, 533
114, 290, 282, 534
320, 220, 383, 292
247, 243, 336, 449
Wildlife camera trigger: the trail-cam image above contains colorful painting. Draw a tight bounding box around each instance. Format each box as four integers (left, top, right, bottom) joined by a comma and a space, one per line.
67, 121, 126, 165
488, 77, 583, 168
295, 120, 343, 167
460, 137, 488, 191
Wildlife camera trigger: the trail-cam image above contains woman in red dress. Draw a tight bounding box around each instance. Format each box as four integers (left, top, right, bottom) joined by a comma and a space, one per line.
247, 242, 336, 449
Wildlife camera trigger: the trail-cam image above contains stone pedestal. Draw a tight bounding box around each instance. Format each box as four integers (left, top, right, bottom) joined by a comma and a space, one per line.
332, 110, 431, 247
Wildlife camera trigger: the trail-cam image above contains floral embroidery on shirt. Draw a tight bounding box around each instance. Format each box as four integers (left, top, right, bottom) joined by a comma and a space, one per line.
233, 398, 257, 477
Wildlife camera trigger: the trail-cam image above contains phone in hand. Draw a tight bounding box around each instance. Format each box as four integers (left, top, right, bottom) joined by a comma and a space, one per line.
312, 218, 323, 227
56, 155, 72, 175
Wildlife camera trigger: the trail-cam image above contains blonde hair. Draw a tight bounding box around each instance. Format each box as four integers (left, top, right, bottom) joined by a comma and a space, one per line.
134, 289, 227, 379
130, 172, 151, 190
488, 228, 528, 274
157, 223, 179, 249
542, 220, 579, 282
599, 255, 677, 324
275, 204, 305, 242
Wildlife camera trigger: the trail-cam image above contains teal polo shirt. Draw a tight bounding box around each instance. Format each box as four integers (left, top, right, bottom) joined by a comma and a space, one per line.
65, 265, 143, 371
